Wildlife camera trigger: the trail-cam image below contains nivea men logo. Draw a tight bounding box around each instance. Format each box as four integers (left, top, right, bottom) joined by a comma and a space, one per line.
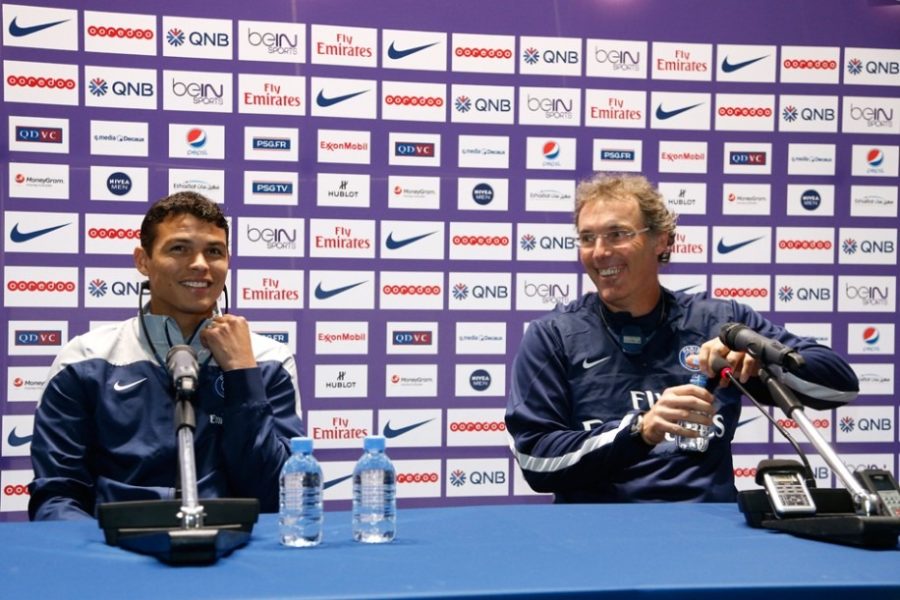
469, 369, 492, 391
107, 172, 132, 196
801, 189, 821, 210
472, 183, 494, 205
394, 142, 435, 157
252, 137, 291, 150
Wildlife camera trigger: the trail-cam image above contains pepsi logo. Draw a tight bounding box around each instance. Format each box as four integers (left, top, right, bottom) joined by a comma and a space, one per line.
543, 141, 560, 160
863, 327, 880, 345
187, 128, 206, 149
867, 149, 884, 167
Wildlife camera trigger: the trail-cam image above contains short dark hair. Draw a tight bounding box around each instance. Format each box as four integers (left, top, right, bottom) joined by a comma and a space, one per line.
140, 191, 228, 254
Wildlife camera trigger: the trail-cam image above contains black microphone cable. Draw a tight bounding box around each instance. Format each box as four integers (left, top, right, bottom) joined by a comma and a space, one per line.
711, 356, 817, 487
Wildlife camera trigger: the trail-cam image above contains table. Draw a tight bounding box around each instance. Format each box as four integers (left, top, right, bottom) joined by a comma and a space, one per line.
2, 503, 898, 599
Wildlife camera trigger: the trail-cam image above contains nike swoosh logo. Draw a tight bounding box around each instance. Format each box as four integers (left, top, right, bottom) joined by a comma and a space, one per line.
314, 281, 366, 300
582, 356, 611, 369
324, 474, 353, 490
383, 418, 434, 438
8, 16, 69, 37
655, 103, 703, 120
737, 416, 761, 428
8, 428, 33, 447
716, 236, 764, 254
675, 285, 700, 294
10, 222, 70, 243
721, 55, 767, 73
387, 41, 438, 60
316, 89, 368, 108
114, 378, 148, 392
385, 231, 435, 250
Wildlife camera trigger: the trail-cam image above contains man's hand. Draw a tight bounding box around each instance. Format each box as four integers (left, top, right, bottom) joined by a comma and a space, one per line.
639, 383, 714, 445
697, 338, 759, 384
199, 314, 257, 371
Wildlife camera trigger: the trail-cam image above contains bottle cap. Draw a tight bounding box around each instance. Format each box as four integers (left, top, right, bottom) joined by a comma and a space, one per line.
363, 435, 386, 452
290, 437, 313, 454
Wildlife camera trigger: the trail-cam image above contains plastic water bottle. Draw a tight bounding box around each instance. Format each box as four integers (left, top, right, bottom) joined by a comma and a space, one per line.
352, 435, 396, 543
279, 437, 323, 547
677, 373, 711, 453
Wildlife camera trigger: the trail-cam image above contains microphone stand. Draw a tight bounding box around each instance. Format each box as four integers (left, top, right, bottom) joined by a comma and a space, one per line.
735, 365, 900, 548
97, 376, 259, 565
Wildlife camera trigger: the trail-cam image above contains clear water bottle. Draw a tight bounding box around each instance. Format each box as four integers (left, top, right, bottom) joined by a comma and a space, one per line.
677, 373, 711, 453
279, 437, 323, 547
352, 435, 396, 544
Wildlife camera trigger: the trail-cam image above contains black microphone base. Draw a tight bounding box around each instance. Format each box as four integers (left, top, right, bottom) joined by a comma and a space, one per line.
738, 489, 900, 549
97, 498, 259, 564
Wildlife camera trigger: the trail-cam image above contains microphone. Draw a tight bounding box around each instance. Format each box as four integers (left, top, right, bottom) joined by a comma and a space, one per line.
719, 323, 805, 373
709, 353, 733, 381
166, 345, 198, 397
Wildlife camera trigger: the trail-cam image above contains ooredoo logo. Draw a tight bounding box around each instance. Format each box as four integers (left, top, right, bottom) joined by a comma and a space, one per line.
455, 47, 511, 59
6, 73, 75, 89
88, 227, 139, 240
88, 25, 153, 40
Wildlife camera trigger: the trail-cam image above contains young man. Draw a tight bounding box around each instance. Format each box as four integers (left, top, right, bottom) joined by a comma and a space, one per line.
505, 173, 859, 503
29, 192, 304, 520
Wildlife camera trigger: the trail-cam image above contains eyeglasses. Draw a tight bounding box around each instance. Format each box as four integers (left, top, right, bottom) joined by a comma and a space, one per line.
576, 227, 650, 248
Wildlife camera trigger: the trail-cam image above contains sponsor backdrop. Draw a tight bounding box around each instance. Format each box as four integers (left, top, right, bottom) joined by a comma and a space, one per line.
1, 0, 899, 520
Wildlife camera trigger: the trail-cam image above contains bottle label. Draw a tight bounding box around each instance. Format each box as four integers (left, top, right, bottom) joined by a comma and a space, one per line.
283, 473, 304, 509
359, 470, 386, 506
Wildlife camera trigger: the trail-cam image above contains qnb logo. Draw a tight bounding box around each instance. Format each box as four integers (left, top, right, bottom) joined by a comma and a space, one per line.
777, 286, 794, 302
178, 30, 230, 48
384, 95, 444, 107
452, 283, 469, 300
844, 239, 894, 255
713, 287, 768, 298
449, 469, 467, 486
454, 95, 472, 112
848, 58, 900, 76
88, 278, 108, 297
717, 106, 772, 117
733, 467, 758, 478
729, 151, 767, 165
88, 78, 109, 96
454, 47, 512, 59
522, 47, 540, 64
166, 28, 185, 46
396, 472, 439, 484
450, 469, 506, 486
452, 235, 509, 246
520, 234, 537, 251
839, 416, 856, 433
782, 106, 799, 122
6, 74, 76, 89
7, 280, 75, 292
88, 227, 140, 239
394, 142, 434, 157
3, 484, 29, 497
782, 59, 837, 70
382, 285, 441, 296
172, 80, 224, 105
777, 418, 830, 430
778, 240, 833, 250
87, 25, 154, 39
15, 330, 62, 346
449, 421, 506, 432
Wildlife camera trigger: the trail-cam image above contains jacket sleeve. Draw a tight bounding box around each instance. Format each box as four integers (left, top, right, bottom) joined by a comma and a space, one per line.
220, 348, 304, 512
505, 320, 652, 494
29, 364, 96, 521
729, 304, 860, 410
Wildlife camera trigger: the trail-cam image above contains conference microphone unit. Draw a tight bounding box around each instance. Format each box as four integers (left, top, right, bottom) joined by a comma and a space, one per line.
719, 322, 805, 373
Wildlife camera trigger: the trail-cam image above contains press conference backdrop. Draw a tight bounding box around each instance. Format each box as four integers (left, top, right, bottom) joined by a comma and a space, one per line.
1, 0, 899, 521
